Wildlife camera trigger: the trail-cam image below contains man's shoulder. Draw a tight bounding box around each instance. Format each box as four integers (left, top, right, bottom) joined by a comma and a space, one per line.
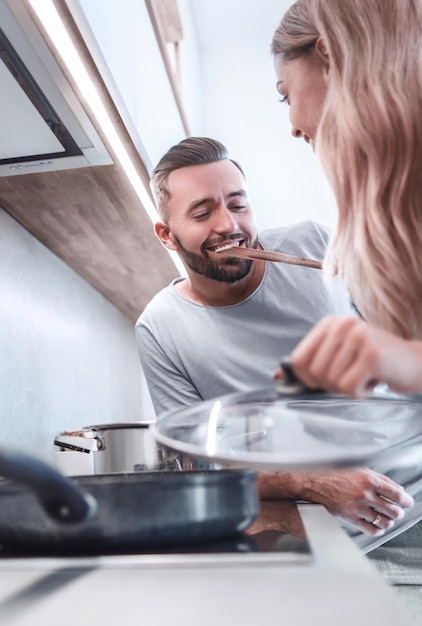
260, 219, 331, 243
135, 281, 180, 328
259, 220, 331, 256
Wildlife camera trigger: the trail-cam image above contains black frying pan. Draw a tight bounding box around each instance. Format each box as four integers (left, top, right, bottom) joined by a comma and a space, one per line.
0, 449, 258, 555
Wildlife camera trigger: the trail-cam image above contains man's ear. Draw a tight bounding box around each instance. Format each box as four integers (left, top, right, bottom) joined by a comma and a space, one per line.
155, 221, 178, 251
315, 37, 330, 76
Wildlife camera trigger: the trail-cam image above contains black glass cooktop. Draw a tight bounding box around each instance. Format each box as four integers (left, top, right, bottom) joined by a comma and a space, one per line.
0, 528, 312, 561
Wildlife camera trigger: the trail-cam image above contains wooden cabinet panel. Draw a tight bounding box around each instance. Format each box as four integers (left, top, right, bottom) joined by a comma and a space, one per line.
0, 161, 178, 322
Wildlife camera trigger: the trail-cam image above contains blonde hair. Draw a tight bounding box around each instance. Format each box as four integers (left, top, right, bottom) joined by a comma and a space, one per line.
272, 0, 422, 339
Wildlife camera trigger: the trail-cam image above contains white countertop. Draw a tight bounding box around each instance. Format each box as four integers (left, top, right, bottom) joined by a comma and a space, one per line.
0, 504, 414, 626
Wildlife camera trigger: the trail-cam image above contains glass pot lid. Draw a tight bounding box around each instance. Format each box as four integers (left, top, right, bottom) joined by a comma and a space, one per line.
151, 385, 422, 471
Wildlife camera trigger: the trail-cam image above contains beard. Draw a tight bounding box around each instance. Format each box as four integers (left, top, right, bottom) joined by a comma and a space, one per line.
174, 234, 258, 283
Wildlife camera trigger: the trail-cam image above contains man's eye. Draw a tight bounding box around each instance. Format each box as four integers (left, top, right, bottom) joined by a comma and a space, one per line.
230, 205, 247, 212
192, 211, 210, 220
279, 95, 289, 104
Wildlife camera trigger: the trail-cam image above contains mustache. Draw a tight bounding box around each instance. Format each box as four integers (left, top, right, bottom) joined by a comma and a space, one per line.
202, 233, 248, 251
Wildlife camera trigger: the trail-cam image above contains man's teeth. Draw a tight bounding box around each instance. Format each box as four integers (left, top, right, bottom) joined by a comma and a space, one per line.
214, 241, 241, 253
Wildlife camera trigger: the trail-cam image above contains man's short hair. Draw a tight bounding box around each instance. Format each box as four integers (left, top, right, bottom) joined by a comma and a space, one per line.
150, 137, 245, 219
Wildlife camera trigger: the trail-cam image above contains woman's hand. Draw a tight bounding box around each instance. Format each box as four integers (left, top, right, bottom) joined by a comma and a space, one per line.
275, 316, 422, 397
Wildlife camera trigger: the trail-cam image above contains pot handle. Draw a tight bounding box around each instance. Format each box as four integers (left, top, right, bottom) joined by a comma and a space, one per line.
0, 449, 97, 523
277, 358, 325, 395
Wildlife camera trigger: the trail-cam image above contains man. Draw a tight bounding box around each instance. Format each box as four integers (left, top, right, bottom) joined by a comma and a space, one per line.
135, 137, 413, 543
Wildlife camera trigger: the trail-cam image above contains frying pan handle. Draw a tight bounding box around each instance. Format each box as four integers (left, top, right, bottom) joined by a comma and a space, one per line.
0, 449, 97, 523
277, 358, 325, 395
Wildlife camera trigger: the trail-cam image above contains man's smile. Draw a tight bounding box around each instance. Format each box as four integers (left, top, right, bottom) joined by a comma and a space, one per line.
205, 238, 246, 254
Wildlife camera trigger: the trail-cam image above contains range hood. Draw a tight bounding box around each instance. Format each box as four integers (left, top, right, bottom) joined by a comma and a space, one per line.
0, 0, 112, 176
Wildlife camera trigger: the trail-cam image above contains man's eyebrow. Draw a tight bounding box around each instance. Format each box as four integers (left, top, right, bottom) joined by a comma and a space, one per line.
276, 80, 284, 92
227, 190, 247, 200
187, 190, 247, 212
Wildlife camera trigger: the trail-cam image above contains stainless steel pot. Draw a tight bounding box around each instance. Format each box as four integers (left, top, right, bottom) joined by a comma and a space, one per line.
55, 422, 164, 474
87, 422, 163, 473
54, 422, 218, 474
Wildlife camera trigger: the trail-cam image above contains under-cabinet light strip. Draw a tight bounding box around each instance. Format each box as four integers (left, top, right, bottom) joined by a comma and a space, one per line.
28, 0, 186, 277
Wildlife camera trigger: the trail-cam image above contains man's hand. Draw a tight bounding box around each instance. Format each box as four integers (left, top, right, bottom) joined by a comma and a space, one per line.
257, 468, 414, 536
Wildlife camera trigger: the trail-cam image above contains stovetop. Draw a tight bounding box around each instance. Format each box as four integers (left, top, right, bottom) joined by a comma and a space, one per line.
0, 500, 313, 567
0, 527, 312, 567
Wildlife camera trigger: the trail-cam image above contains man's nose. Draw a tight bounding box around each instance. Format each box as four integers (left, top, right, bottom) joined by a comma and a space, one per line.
213, 206, 238, 231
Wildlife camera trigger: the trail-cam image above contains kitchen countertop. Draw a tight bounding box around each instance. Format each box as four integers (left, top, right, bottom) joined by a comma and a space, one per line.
0, 503, 414, 626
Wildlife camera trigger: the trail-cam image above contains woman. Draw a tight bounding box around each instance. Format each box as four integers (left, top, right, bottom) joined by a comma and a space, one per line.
271, 0, 422, 398
270, 3, 422, 621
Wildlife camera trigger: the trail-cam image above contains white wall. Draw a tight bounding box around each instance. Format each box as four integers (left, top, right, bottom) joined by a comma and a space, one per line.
0, 208, 153, 463
181, 0, 338, 232
76, 0, 337, 232
78, 0, 186, 170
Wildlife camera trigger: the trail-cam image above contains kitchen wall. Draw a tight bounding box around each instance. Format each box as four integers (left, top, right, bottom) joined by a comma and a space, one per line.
77, 0, 191, 171
182, 0, 338, 231
0, 207, 154, 464
74, 0, 336, 230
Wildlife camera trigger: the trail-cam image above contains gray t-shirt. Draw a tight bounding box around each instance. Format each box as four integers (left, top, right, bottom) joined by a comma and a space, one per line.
136, 220, 353, 417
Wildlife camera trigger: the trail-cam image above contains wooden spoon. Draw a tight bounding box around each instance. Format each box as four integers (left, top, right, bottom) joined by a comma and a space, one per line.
216, 246, 323, 269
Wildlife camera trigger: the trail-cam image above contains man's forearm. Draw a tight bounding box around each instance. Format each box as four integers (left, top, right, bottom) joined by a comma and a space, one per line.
257, 471, 314, 501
